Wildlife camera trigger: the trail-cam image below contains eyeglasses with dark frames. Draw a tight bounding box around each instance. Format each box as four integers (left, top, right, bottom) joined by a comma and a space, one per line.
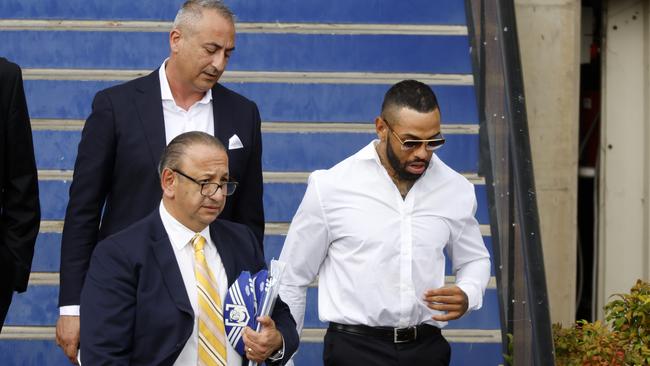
382, 117, 445, 151
172, 169, 238, 197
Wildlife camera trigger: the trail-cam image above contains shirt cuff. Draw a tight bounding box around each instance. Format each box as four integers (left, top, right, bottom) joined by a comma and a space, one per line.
456, 282, 483, 313
59, 305, 80, 316
267, 334, 285, 362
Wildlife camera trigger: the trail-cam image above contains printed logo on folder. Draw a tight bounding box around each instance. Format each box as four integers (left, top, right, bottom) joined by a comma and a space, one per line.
253, 270, 269, 312
224, 271, 256, 355
224, 259, 286, 362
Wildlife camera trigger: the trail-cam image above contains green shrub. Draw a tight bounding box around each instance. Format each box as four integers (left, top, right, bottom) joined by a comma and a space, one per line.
604, 279, 650, 365
553, 320, 624, 365
553, 279, 650, 365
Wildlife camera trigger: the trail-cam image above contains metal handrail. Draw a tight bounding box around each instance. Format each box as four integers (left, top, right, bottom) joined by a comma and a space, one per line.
465, 0, 555, 364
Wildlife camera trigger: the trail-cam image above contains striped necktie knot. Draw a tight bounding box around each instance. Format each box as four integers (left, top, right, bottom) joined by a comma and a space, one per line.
192, 233, 207, 253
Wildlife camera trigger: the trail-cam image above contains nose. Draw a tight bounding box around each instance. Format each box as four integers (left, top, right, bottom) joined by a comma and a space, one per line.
413, 142, 429, 159
208, 185, 226, 202
211, 51, 228, 71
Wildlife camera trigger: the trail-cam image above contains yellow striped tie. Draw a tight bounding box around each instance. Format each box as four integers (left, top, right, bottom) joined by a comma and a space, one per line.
192, 234, 227, 366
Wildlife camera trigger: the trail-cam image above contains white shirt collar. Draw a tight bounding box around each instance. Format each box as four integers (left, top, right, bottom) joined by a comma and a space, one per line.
158, 59, 213, 105
159, 201, 212, 251
357, 139, 381, 161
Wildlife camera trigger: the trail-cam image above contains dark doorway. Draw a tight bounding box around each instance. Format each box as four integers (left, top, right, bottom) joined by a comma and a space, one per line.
575, 0, 602, 322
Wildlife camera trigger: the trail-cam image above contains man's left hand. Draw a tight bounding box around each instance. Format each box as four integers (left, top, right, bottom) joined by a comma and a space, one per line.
423, 285, 469, 321
242, 316, 283, 362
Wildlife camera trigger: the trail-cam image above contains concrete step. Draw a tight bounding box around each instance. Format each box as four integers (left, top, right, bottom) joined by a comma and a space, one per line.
0, 0, 467, 25
31, 130, 480, 172
21, 81, 478, 124
0, 331, 503, 366
2, 30, 472, 74
35, 175, 489, 222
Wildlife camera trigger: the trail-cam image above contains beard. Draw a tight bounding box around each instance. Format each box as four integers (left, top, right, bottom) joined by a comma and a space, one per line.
385, 139, 429, 181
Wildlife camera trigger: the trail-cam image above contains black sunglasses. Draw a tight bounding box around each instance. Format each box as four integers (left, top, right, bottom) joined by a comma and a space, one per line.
382, 117, 445, 151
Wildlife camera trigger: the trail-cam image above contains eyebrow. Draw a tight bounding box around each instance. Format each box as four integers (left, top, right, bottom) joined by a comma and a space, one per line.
197, 172, 229, 182
204, 42, 235, 52
401, 131, 443, 140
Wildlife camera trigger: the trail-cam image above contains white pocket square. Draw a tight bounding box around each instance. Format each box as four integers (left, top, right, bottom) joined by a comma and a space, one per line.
228, 134, 244, 150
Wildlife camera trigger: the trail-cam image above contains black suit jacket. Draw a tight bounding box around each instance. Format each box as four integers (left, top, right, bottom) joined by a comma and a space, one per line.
0, 57, 40, 295
80, 212, 298, 366
60, 70, 264, 306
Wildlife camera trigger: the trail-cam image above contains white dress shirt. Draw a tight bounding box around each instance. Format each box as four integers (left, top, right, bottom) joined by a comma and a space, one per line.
279, 140, 491, 334
159, 59, 214, 144
159, 202, 243, 366
59, 59, 215, 316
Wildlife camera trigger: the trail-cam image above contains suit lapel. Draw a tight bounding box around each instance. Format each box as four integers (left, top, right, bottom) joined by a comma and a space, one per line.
210, 223, 238, 287
211, 84, 230, 147
150, 214, 194, 317
134, 69, 166, 170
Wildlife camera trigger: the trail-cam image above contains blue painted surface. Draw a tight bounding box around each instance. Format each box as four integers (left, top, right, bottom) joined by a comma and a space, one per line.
4, 285, 58, 325
4, 284, 500, 330
449, 343, 504, 366
0, 341, 69, 366
0, 0, 467, 25
445, 289, 500, 330
32, 233, 61, 272
24, 81, 479, 123
32, 131, 480, 172
37, 180, 69, 220
291, 342, 325, 366
37, 180, 488, 222
262, 183, 310, 222
3, 31, 471, 74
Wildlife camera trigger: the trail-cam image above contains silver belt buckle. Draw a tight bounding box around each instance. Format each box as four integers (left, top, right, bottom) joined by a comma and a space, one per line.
393, 326, 417, 343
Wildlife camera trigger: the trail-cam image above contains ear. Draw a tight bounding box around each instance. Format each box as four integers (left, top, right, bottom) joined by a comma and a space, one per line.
161, 168, 176, 198
375, 116, 387, 141
169, 28, 182, 54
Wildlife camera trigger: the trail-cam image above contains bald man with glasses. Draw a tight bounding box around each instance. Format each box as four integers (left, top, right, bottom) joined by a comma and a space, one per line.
278, 80, 491, 366
80, 131, 298, 366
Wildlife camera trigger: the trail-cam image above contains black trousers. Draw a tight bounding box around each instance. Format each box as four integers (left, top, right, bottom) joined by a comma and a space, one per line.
0, 246, 16, 331
323, 326, 451, 366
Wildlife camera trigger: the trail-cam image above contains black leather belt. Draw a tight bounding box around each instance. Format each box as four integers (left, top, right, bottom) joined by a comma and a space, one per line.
328, 322, 441, 343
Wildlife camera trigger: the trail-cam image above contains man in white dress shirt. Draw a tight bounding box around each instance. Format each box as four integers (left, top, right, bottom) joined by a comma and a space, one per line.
279, 80, 491, 366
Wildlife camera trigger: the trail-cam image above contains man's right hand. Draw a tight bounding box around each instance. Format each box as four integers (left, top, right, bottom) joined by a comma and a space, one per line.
56, 315, 80, 365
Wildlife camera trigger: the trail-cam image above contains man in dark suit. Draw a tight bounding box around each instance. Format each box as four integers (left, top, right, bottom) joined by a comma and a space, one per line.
0, 57, 40, 331
57, 1, 264, 361
80, 131, 297, 365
